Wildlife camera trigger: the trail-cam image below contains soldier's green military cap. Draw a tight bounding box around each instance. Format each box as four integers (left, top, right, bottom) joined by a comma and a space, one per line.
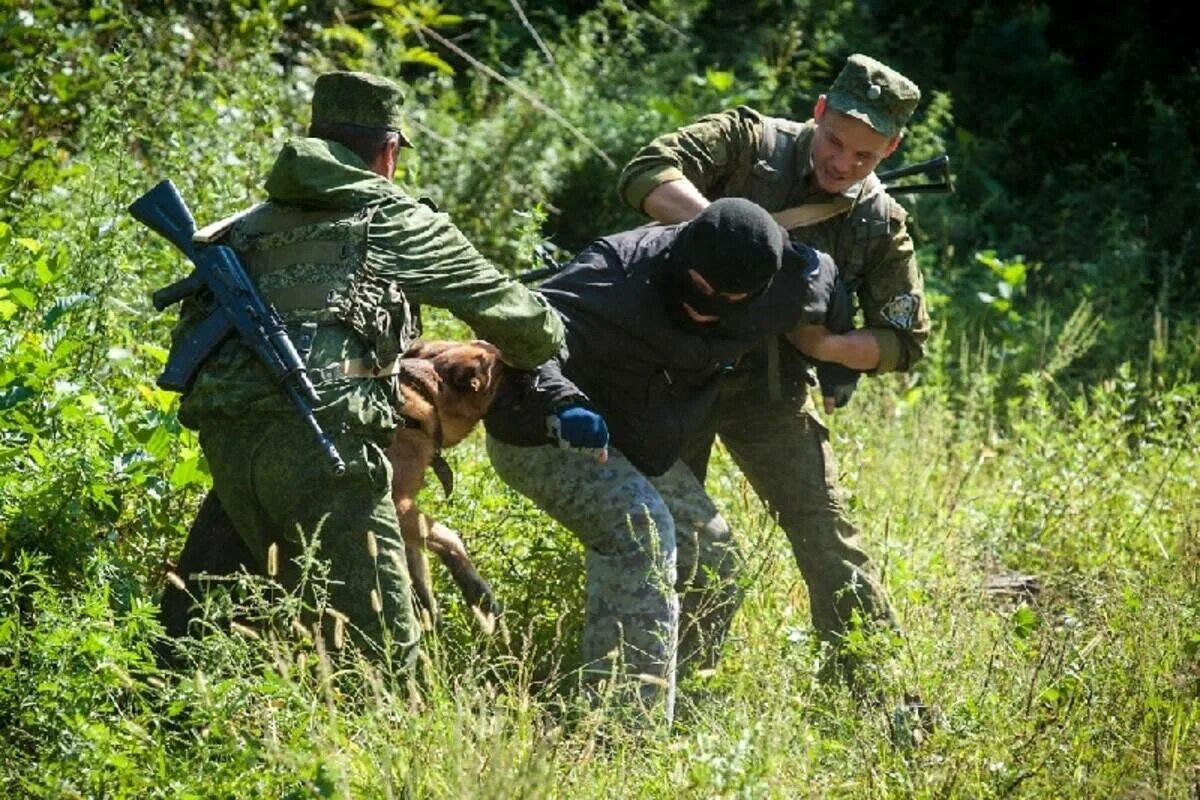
311, 70, 411, 144
826, 54, 920, 138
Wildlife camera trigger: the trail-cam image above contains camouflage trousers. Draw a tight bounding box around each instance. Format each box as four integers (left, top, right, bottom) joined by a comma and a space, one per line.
485, 436, 742, 722
194, 418, 420, 669
683, 384, 897, 661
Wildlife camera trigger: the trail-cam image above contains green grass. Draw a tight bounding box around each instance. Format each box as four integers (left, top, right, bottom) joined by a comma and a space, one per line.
1, 7, 1197, 796
3, 366, 1197, 798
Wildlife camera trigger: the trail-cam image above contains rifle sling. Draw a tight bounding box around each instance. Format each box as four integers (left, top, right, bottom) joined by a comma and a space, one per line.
771, 198, 854, 230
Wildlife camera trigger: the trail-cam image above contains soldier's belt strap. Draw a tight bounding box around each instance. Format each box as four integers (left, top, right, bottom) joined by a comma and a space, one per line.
310, 357, 403, 383
266, 284, 337, 313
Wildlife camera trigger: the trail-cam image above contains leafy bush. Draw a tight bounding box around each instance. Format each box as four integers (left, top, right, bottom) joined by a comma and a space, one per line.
1, 3, 1197, 796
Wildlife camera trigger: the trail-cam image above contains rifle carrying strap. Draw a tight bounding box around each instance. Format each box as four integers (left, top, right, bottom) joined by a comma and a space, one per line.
771, 198, 854, 230
771, 173, 884, 231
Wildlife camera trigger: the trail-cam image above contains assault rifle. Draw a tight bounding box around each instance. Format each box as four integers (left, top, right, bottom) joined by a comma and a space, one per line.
877, 154, 952, 195
130, 180, 346, 476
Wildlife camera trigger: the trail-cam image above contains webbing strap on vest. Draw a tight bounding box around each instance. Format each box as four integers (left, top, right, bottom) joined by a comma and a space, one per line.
750, 116, 804, 211
267, 284, 338, 313
248, 240, 357, 277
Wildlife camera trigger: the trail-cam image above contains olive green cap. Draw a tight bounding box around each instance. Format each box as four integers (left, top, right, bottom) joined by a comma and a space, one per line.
311, 71, 410, 143
826, 54, 920, 138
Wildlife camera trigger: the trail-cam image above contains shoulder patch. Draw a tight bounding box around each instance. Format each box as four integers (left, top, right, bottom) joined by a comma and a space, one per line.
881, 293, 920, 330
417, 196, 439, 212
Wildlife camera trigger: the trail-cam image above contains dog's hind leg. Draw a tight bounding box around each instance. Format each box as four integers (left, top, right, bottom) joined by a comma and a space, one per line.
422, 518, 500, 636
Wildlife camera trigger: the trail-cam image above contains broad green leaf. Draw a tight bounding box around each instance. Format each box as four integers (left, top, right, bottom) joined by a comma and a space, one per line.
705, 69, 734, 92
170, 455, 209, 488
1000, 261, 1027, 286
10, 287, 36, 310
145, 425, 173, 460
1011, 605, 1039, 639
35, 256, 54, 284
16, 237, 42, 253
140, 343, 169, 365
402, 46, 453, 74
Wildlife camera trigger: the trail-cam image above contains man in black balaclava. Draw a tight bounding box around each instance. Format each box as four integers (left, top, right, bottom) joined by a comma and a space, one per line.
484, 198, 838, 725
668, 197, 785, 323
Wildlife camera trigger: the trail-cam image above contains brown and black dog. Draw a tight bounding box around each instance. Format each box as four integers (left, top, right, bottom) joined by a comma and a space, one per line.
386, 339, 505, 633
159, 339, 507, 642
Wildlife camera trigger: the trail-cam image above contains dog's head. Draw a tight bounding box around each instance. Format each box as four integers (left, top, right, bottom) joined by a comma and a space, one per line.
403, 339, 504, 444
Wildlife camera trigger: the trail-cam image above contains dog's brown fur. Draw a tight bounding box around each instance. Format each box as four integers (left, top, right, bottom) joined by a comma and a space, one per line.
387, 339, 505, 633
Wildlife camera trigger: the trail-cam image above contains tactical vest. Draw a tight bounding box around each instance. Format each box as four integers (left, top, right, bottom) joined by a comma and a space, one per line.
222, 202, 421, 377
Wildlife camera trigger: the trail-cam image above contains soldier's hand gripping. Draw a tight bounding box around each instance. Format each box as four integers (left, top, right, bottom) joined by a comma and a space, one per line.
547, 402, 610, 463
816, 360, 860, 413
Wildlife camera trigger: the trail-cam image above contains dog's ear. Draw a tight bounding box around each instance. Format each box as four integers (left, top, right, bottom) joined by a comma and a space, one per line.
439, 357, 488, 394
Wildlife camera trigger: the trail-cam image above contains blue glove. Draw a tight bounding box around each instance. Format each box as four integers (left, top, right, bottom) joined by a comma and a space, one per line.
546, 402, 609, 454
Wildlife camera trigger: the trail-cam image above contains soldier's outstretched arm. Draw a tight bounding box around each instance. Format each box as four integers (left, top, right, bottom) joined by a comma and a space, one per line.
369, 197, 564, 370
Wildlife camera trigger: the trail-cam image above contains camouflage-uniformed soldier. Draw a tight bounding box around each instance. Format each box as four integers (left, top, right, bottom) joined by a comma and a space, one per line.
485, 199, 840, 722
163, 72, 563, 667
617, 54, 928, 678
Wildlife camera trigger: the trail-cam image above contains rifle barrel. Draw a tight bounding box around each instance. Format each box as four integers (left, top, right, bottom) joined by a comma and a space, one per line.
877, 154, 950, 183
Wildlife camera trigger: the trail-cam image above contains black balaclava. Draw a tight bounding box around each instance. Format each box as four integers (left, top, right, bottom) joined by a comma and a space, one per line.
668, 198, 784, 319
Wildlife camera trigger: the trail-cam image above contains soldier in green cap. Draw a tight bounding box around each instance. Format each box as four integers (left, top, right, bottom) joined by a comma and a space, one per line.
160, 70, 564, 667
616, 54, 928, 683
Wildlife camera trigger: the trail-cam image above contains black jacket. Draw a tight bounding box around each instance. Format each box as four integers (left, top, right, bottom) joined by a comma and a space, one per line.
485, 223, 835, 475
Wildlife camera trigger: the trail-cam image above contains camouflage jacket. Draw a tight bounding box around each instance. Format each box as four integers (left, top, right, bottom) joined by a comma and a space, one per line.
177, 137, 563, 439
618, 106, 928, 381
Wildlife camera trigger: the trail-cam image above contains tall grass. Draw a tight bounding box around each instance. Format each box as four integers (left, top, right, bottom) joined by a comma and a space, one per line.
3, 363, 1197, 797
1, 6, 1196, 798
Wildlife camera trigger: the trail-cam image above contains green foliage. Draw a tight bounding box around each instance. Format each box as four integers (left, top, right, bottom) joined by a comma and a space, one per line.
1, 2, 1198, 796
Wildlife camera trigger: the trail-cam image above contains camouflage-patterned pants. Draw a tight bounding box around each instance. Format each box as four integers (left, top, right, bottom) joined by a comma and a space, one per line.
485, 436, 742, 720
197, 418, 420, 669
683, 385, 897, 657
